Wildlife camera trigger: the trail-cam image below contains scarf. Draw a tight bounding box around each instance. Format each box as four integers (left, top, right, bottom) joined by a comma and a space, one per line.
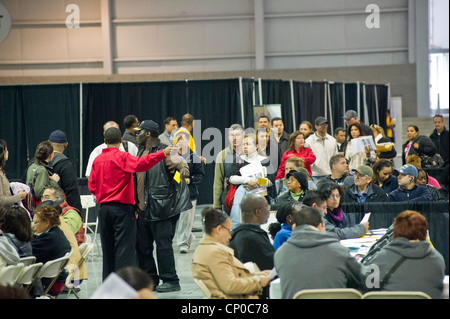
327, 207, 344, 222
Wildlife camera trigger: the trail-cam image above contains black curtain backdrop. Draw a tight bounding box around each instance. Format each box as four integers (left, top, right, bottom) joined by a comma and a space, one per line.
82, 81, 188, 175
254, 79, 294, 133
0, 85, 28, 180
0, 84, 80, 180
293, 81, 327, 133
328, 82, 345, 131
187, 79, 244, 205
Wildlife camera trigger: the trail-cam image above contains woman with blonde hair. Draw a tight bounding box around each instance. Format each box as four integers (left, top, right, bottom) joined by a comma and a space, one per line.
370, 124, 397, 160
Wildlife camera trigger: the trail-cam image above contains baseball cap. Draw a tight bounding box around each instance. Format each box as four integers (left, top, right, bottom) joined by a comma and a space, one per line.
352, 165, 374, 178
134, 120, 159, 134
48, 130, 67, 143
314, 116, 328, 126
343, 110, 358, 121
396, 164, 418, 178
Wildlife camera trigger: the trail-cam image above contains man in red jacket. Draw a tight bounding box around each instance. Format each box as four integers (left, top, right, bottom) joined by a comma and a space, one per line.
88, 127, 172, 280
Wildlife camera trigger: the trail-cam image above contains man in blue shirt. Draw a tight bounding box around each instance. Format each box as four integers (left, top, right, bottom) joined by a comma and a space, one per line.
388, 164, 431, 202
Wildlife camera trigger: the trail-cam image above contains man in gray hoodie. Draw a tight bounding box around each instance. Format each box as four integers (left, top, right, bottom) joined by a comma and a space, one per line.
274, 206, 366, 299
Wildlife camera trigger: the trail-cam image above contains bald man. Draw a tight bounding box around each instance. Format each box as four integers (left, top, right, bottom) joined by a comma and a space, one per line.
85, 121, 139, 178
228, 193, 274, 271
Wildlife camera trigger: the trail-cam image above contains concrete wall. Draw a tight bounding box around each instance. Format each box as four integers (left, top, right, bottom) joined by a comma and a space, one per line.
0, 0, 423, 116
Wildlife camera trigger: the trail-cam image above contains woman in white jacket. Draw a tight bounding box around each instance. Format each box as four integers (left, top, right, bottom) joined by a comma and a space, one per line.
229, 133, 273, 229
345, 122, 376, 171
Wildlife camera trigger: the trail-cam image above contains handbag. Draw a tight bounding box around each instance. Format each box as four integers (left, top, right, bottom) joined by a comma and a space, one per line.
420, 153, 444, 168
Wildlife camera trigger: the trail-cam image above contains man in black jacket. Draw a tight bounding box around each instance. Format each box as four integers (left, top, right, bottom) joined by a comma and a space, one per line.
134, 120, 192, 293
429, 114, 449, 167
48, 130, 82, 211
229, 193, 274, 299
229, 193, 274, 270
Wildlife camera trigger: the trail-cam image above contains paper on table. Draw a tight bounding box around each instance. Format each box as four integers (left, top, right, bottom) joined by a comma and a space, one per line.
91, 272, 139, 299
360, 212, 371, 224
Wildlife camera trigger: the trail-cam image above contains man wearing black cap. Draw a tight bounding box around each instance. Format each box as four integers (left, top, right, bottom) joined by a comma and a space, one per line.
88, 127, 171, 281
134, 120, 192, 293
48, 129, 82, 211
305, 117, 338, 184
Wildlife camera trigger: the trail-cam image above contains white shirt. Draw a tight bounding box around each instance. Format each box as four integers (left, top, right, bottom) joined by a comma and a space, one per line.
305, 132, 337, 176
84, 141, 138, 177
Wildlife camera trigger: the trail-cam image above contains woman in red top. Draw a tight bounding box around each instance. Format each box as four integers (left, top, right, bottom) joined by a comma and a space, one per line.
276, 131, 316, 179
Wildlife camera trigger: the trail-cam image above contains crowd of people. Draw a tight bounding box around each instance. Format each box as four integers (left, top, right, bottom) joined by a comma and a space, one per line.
0, 111, 448, 299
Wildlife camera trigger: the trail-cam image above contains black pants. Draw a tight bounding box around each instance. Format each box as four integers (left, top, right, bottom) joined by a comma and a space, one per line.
136, 211, 180, 286
98, 202, 138, 280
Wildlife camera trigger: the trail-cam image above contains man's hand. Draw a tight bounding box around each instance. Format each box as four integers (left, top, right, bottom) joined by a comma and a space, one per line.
163, 145, 173, 157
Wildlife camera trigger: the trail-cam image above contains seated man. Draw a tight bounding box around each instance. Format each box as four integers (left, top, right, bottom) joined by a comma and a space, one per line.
302, 190, 368, 240
344, 165, 388, 204
42, 186, 84, 245
388, 164, 431, 202
316, 154, 349, 188
274, 206, 366, 299
229, 193, 275, 272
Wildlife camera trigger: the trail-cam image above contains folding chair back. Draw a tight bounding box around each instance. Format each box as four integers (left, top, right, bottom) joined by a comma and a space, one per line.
0, 263, 24, 286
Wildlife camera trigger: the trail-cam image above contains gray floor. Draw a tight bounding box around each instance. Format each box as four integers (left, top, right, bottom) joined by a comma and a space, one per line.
58, 205, 209, 299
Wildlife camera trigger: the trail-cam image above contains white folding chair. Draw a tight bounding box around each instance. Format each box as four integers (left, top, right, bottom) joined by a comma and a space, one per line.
81, 195, 100, 256
19, 256, 36, 266
0, 263, 24, 286
16, 262, 43, 292
64, 243, 95, 299
30, 254, 71, 296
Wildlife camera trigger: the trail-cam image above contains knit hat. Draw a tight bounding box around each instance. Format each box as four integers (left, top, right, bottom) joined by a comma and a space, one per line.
48, 130, 67, 143
286, 170, 309, 191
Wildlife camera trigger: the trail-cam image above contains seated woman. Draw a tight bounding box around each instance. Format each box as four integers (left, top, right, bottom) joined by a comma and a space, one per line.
318, 182, 350, 229
0, 204, 33, 258
275, 157, 316, 199
268, 202, 302, 250
417, 169, 448, 201
371, 159, 398, 194
191, 208, 271, 299
406, 155, 441, 189
31, 205, 71, 296
366, 210, 446, 299
271, 170, 308, 210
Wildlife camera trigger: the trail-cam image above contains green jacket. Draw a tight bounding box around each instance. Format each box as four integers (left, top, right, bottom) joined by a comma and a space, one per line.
26, 163, 59, 200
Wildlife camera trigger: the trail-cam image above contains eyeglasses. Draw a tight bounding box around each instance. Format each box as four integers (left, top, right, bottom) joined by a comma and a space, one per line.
328, 195, 341, 199
221, 224, 232, 235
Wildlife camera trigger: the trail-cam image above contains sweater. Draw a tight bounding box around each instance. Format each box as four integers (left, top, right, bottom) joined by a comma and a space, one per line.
366, 237, 445, 299
274, 225, 365, 299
